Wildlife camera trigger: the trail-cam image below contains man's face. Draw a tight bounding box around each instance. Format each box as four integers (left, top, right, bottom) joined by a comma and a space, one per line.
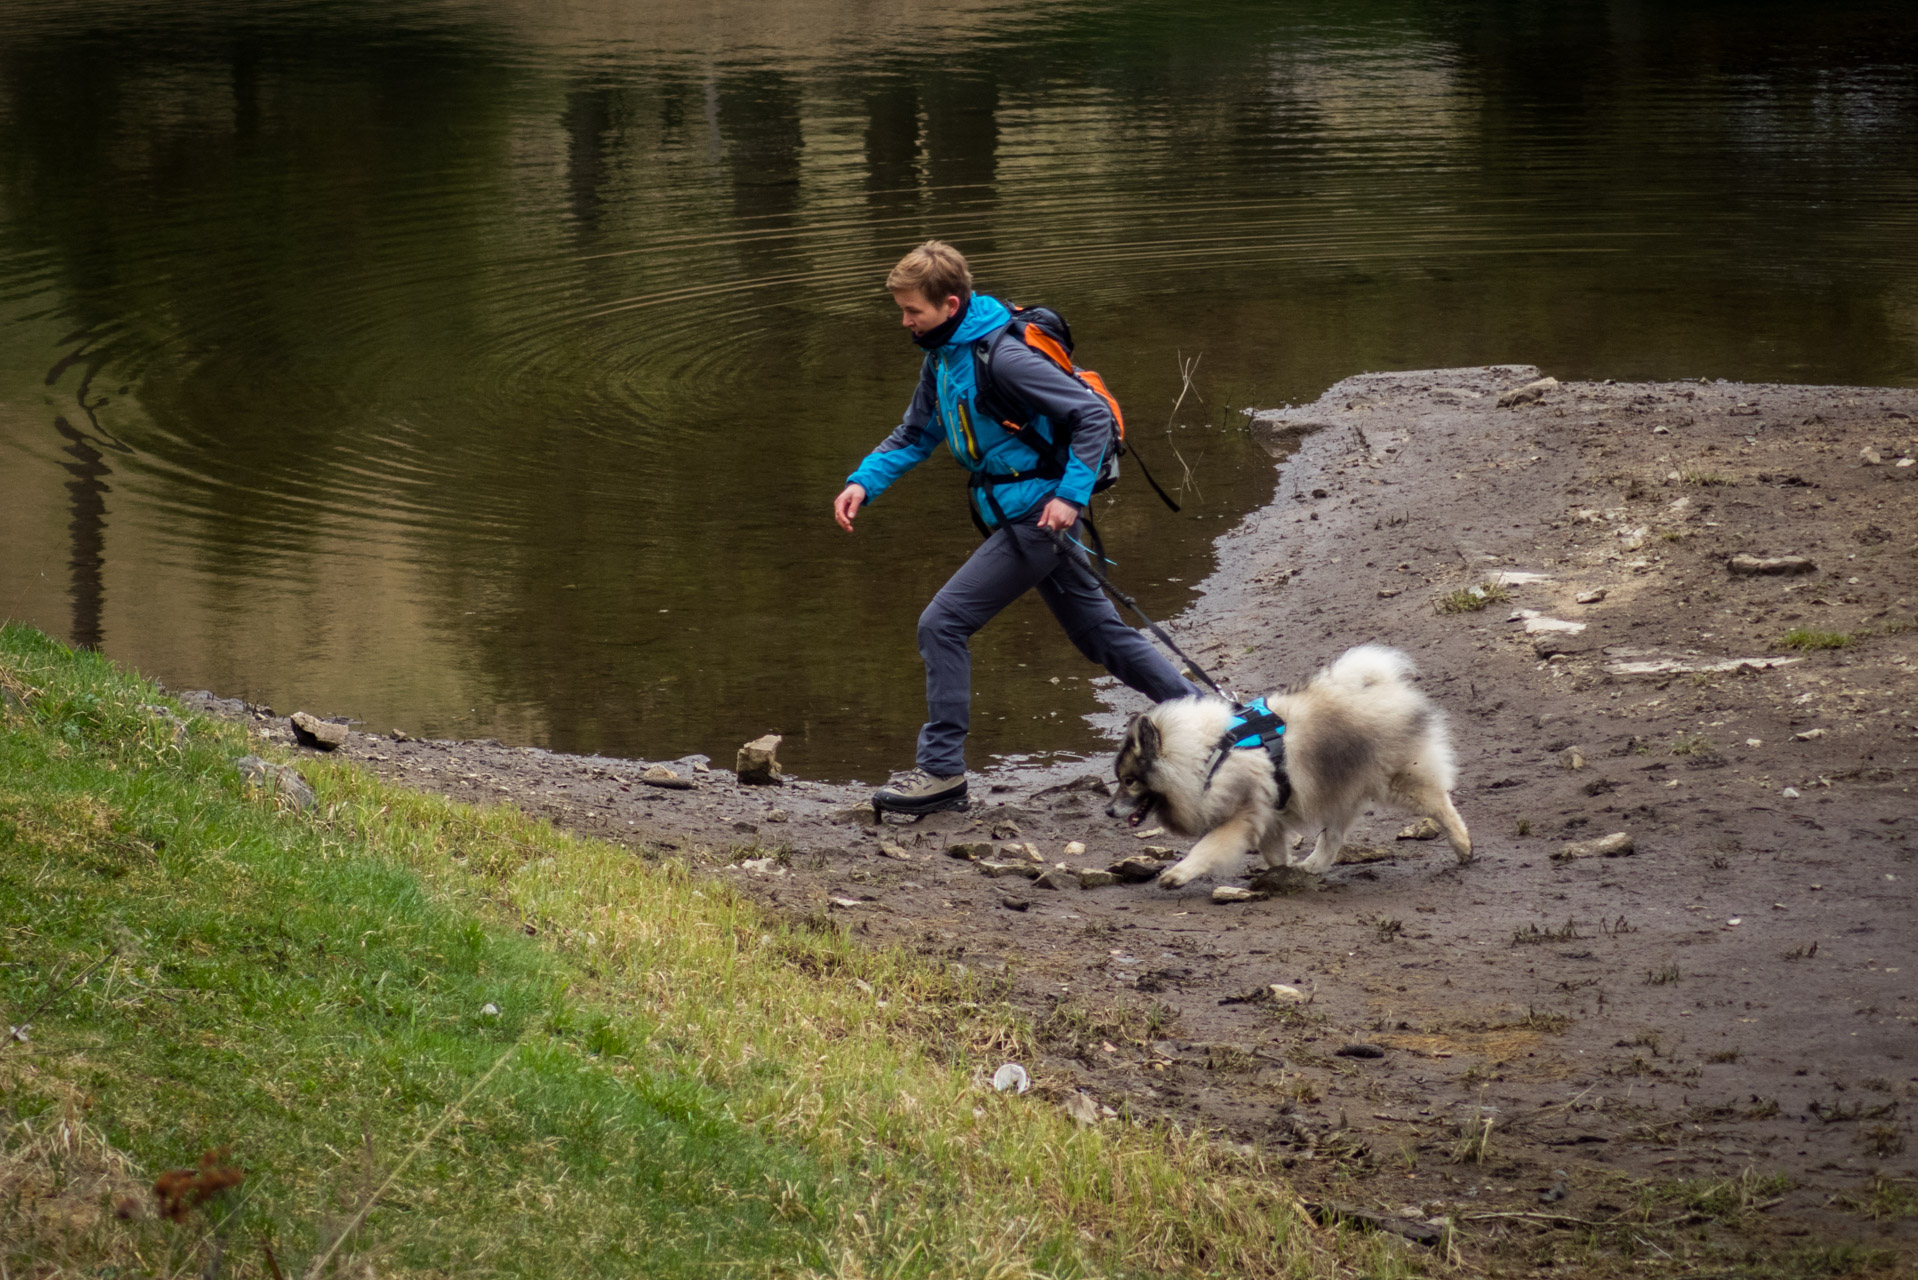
893, 288, 961, 337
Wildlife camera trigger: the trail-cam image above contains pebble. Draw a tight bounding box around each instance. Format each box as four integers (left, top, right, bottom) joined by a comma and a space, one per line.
735, 733, 784, 785
1212, 886, 1263, 903
1793, 728, 1827, 741
1397, 817, 1442, 840
947, 840, 994, 860
1076, 868, 1119, 889
235, 755, 317, 812
1782, 787, 1801, 798
1063, 840, 1086, 857
1061, 1092, 1102, 1126
1728, 553, 1816, 576
1134, 826, 1166, 840
1496, 375, 1559, 408
1269, 984, 1310, 1003
1553, 831, 1635, 861
1575, 588, 1607, 604
1335, 1043, 1385, 1059
1558, 748, 1586, 771
289, 710, 348, 750
978, 861, 1040, 879
1109, 856, 1164, 883
877, 843, 912, 861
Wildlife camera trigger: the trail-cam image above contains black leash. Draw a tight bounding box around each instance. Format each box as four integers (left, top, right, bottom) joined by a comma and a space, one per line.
1048, 527, 1230, 700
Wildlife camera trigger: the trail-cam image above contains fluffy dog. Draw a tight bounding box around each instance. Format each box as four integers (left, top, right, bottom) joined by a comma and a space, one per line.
1105, 644, 1470, 887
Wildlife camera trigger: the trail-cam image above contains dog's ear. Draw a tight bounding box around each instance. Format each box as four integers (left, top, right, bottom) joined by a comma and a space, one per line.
1135, 716, 1160, 767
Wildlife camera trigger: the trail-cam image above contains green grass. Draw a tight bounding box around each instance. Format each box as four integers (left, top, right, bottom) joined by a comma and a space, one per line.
1779, 628, 1855, 651
0, 624, 1369, 1279
1433, 581, 1510, 615
1636, 1170, 1792, 1225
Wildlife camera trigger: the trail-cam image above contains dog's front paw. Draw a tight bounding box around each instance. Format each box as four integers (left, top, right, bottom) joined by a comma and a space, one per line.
1156, 861, 1197, 889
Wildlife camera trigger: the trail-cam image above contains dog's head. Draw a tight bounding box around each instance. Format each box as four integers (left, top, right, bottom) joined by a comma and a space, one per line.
1104, 713, 1163, 828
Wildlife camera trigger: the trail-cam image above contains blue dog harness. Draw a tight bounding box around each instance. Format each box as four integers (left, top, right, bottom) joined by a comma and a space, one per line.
1202, 696, 1293, 809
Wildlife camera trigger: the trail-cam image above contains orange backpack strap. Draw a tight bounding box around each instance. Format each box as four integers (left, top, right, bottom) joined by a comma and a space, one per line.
1072, 367, 1125, 445
1021, 323, 1073, 374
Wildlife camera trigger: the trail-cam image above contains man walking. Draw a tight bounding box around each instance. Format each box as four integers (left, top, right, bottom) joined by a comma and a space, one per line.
833, 240, 1193, 814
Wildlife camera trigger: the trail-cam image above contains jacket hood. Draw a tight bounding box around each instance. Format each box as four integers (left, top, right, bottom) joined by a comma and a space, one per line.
918, 293, 1009, 351
954, 293, 1010, 345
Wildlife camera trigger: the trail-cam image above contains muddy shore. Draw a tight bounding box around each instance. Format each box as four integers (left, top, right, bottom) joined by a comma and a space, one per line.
180, 366, 1918, 1266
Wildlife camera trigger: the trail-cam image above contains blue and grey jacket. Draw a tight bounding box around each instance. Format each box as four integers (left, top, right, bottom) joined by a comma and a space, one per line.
846, 294, 1115, 531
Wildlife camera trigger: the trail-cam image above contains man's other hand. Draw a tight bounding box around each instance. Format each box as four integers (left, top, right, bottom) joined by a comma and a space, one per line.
834, 483, 867, 532
1035, 497, 1080, 531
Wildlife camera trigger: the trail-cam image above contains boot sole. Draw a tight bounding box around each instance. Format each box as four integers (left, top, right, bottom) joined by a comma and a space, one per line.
871, 790, 970, 817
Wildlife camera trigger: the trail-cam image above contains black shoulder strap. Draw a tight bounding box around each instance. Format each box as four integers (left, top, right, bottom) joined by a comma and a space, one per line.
971, 323, 1020, 428
972, 323, 1067, 460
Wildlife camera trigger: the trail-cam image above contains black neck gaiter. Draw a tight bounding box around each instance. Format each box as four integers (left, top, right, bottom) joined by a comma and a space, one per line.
911, 293, 972, 351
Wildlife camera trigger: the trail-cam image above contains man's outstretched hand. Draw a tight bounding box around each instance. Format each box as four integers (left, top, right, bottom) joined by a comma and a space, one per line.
833, 483, 867, 532
1035, 497, 1080, 531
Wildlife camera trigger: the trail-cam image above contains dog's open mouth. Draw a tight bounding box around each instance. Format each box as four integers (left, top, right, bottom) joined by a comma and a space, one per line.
1125, 791, 1159, 828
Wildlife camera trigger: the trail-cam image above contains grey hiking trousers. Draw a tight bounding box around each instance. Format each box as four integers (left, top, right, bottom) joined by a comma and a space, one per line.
916, 520, 1196, 776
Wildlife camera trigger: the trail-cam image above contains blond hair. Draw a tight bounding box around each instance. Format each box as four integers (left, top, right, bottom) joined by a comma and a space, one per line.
886, 240, 972, 305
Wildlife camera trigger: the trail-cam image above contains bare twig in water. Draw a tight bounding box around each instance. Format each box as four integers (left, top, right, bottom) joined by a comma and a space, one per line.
1164, 352, 1203, 502
301, 1042, 519, 1280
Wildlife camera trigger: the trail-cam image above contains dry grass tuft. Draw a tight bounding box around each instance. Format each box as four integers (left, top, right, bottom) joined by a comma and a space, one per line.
0, 1107, 157, 1266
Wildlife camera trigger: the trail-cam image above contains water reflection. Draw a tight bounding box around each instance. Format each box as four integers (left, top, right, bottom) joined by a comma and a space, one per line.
53, 417, 109, 651
0, 0, 1912, 778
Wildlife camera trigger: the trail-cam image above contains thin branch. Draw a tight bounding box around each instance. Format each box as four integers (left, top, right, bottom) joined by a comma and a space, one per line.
1162, 351, 1203, 502
301, 1041, 518, 1280
1, 949, 115, 1053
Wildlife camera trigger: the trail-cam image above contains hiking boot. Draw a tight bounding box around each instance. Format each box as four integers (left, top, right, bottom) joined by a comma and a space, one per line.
872, 767, 968, 815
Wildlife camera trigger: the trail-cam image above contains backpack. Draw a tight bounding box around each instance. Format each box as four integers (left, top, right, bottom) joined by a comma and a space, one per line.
970, 305, 1181, 512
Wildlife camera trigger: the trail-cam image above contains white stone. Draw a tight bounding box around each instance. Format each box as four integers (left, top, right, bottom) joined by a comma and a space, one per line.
991, 1063, 1030, 1094
1524, 617, 1587, 634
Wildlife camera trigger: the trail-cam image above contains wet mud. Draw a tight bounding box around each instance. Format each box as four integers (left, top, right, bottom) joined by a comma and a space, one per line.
181, 366, 1918, 1266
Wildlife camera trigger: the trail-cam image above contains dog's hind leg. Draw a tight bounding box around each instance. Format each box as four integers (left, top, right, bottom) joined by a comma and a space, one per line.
1257, 816, 1297, 869
1429, 790, 1473, 865
1159, 814, 1262, 889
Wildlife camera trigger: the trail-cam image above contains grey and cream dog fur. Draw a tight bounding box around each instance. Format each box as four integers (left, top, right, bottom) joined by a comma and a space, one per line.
1106, 644, 1471, 887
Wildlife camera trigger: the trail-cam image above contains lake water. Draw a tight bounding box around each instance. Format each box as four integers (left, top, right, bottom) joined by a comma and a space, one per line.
2, 0, 1913, 779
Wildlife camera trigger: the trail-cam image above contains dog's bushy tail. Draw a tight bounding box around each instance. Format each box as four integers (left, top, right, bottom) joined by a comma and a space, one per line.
1321, 643, 1417, 690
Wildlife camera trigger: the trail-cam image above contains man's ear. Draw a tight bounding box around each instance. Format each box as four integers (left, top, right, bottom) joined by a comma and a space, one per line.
943, 294, 963, 320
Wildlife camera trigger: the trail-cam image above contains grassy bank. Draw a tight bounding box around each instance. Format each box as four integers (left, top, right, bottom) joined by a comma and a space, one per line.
0, 624, 1399, 1279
